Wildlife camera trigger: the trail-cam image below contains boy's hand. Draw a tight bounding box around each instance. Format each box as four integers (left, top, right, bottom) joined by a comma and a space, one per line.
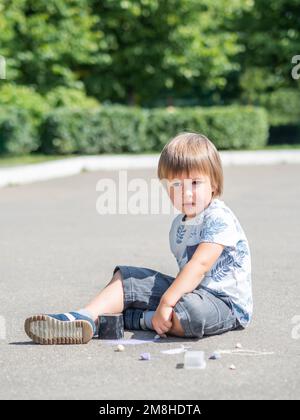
152, 302, 173, 335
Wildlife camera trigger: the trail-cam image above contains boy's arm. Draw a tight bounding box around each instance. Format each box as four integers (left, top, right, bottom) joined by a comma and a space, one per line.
160, 242, 224, 307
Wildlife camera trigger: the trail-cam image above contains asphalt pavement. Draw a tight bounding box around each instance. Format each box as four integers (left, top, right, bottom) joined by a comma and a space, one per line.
0, 164, 299, 399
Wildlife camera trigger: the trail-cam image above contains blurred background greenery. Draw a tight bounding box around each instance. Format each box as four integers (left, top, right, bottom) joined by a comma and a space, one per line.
0, 0, 299, 157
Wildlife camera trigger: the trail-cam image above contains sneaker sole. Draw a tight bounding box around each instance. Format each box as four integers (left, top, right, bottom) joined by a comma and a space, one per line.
24, 315, 94, 345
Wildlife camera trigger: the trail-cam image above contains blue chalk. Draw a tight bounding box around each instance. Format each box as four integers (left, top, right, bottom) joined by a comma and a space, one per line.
209, 351, 221, 360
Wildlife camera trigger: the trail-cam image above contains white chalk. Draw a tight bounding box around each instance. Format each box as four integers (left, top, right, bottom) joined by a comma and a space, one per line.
116, 344, 125, 352
154, 334, 167, 339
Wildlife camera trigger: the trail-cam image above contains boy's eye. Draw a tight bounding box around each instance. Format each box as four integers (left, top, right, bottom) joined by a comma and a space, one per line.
171, 182, 182, 188
170, 179, 204, 188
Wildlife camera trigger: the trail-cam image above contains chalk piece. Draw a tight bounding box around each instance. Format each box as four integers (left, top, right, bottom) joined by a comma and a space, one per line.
161, 347, 187, 355
209, 351, 221, 360
235, 343, 243, 349
229, 364, 236, 370
154, 334, 167, 339
140, 352, 151, 360
105, 338, 157, 345
116, 344, 125, 352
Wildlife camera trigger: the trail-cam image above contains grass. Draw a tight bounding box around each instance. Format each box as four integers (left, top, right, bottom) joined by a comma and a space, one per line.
0, 154, 76, 167
0, 144, 300, 167
259, 144, 300, 150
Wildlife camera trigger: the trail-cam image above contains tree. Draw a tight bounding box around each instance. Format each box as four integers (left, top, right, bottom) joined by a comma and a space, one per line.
0, 0, 102, 92
231, 0, 300, 101
87, 0, 245, 105
0, 0, 246, 105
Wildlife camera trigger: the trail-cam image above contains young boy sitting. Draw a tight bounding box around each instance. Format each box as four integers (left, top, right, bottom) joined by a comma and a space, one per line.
24, 132, 252, 344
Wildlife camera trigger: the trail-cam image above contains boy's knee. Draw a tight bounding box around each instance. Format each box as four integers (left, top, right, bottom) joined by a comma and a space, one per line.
111, 269, 123, 283
172, 295, 205, 338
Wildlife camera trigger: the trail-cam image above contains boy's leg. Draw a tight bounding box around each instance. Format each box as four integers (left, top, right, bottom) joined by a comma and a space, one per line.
24, 266, 183, 344
24, 269, 125, 345
171, 288, 239, 338
110, 265, 176, 333
83, 269, 124, 321
84, 266, 185, 337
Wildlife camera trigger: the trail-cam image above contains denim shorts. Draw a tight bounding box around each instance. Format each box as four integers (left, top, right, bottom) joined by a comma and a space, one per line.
113, 265, 241, 338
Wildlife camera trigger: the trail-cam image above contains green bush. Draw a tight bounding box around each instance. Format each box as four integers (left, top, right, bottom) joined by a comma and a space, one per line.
40, 105, 269, 154
0, 84, 50, 128
146, 106, 268, 150
0, 84, 99, 129
45, 87, 99, 109
0, 84, 103, 155
259, 89, 300, 127
0, 107, 37, 155
40, 105, 149, 154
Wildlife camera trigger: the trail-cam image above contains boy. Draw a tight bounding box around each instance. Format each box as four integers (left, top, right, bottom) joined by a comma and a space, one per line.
24, 132, 252, 344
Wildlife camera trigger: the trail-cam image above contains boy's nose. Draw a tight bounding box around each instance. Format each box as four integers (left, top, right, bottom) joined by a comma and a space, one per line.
183, 189, 193, 200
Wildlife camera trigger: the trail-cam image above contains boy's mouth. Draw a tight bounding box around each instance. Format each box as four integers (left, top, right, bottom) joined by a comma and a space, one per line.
183, 203, 196, 211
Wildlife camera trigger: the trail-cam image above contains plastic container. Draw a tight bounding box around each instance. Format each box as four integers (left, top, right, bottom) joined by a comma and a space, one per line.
184, 351, 206, 369
98, 313, 124, 340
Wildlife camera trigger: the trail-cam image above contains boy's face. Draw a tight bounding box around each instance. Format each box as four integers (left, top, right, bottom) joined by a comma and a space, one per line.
167, 171, 214, 219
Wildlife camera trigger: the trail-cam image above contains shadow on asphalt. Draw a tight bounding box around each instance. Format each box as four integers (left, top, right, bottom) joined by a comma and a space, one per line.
9, 341, 38, 346
9, 328, 242, 346
9, 330, 200, 346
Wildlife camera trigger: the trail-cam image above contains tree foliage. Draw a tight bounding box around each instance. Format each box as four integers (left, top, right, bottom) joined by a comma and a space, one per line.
0, 0, 299, 105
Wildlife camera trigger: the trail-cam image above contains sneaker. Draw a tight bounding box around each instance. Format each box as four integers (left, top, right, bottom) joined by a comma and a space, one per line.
24, 312, 96, 345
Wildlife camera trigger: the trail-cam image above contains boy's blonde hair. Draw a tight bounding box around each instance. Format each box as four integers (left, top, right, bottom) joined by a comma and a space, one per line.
157, 132, 223, 198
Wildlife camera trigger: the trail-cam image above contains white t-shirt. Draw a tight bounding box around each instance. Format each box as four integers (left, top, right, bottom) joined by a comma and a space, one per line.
169, 198, 252, 327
